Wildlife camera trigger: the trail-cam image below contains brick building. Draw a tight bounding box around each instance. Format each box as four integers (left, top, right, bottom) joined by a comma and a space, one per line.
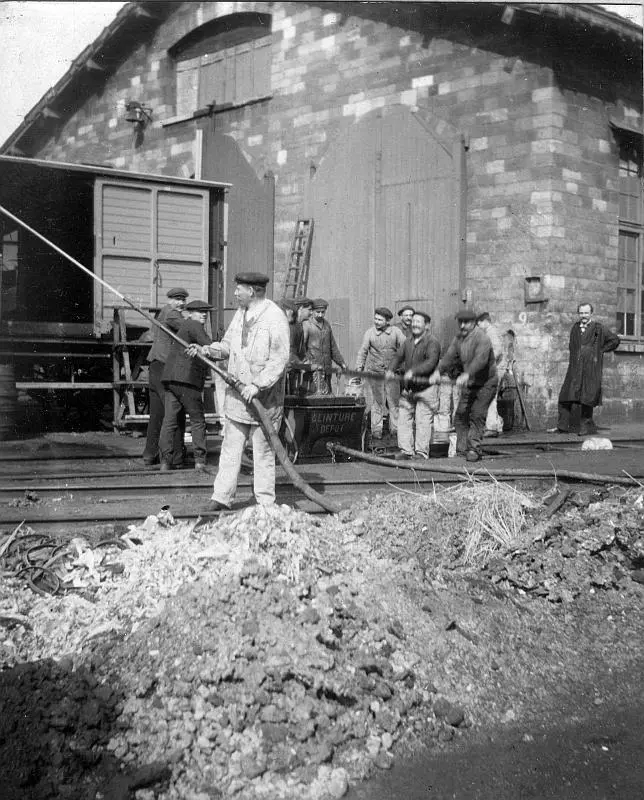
1, 2, 643, 426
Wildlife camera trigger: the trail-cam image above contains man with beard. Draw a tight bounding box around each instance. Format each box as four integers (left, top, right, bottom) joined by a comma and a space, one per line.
429, 309, 497, 462
194, 273, 290, 512
553, 302, 619, 435
387, 311, 441, 459
355, 306, 406, 440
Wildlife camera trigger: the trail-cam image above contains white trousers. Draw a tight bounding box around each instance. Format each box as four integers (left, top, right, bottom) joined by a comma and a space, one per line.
397, 386, 439, 457
212, 416, 280, 507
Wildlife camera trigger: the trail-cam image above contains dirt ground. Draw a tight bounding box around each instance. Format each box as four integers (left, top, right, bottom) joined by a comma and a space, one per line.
1, 481, 643, 799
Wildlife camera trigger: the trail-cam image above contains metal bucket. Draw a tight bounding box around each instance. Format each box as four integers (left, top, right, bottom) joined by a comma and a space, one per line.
430, 430, 450, 458
0, 362, 18, 441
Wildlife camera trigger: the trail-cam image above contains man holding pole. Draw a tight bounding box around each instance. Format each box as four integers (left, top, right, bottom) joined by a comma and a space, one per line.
159, 300, 213, 472
195, 273, 290, 512
429, 309, 497, 462
355, 306, 405, 441
386, 311, 441, 459
142, 287, 188, 466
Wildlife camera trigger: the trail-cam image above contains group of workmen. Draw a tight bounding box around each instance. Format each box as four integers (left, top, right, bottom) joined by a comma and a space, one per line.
280, 300, 513, 463
142, 277, 619, 515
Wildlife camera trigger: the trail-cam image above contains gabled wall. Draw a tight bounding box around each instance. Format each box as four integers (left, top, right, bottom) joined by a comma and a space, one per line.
23, 2, 644, 424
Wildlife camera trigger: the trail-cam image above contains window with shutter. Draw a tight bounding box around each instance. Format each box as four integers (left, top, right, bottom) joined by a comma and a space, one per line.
171, 13, 272, 115
614, 127, 643, 341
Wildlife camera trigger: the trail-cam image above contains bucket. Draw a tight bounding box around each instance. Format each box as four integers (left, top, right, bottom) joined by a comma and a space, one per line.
0, 362, 18, 441
430, 430, 450, 458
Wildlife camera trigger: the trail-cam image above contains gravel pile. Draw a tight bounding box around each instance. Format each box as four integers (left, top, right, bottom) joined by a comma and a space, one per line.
1, 505, 467, 799
2, 486, 643, 799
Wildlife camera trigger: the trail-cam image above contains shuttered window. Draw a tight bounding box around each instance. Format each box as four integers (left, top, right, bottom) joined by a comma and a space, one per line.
615, 129, 643, 340
173, 14, 272, 116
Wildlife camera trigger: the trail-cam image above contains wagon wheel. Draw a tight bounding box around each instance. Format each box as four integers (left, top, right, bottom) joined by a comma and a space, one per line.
279, 416, 299, 464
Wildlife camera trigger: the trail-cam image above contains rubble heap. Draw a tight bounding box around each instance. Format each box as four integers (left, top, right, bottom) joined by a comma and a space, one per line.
1, 485, 643, 800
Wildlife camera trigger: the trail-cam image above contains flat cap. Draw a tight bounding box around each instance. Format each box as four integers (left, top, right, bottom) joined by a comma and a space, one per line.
397, 305, 415, 316
167, 287, 189, 299
185, 300, 213, 311
414, 310, 432, 323
295, 296, 314, 307
455, 309, 477, 321
312, 298, 328, 310
374, 306, 393, 320
235, 272, 270, 286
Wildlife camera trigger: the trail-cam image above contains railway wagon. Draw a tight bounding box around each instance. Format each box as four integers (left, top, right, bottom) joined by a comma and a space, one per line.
0, 155, 229, 433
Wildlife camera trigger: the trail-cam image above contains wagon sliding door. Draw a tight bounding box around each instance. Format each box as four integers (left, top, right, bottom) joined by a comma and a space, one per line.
94, 179, 209, 332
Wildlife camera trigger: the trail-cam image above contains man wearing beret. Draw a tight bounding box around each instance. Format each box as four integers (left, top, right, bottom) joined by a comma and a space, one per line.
302, 298, 347, 394
281, 297, 313, 395
355, 307, 406, 440
197, 273, 290, 511
387, 311, 441, 458
429, 309, 497, 462
395, 306, 415, 340
142, 287, 188, 467
159, 300, 213, 472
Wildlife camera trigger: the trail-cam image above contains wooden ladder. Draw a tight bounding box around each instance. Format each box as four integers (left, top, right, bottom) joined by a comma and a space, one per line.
112, 307, 153, 429
282, 218, 314, 299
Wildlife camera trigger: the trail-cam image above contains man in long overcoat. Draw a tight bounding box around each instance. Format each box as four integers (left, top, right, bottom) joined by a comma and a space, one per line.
555, 302, 619, 435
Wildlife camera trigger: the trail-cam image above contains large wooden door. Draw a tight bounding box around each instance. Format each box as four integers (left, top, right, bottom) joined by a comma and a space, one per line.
304, 105, 465, 363
201, 130, 274, 332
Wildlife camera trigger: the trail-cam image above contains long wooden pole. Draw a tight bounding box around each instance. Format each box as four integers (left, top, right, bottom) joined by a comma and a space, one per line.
0, 203, 340, 514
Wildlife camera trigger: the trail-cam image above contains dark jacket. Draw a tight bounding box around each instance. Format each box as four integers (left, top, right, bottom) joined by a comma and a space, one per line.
162, 318, 212, 390
389, 332, 441, 392
559, 321, 619, 407
438, 327, 497, 387
288, 320, 307, 368
147, 305, 184, 364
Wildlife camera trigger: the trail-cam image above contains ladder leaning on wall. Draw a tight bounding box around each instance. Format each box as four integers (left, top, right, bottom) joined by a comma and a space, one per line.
282, 218, 314, 299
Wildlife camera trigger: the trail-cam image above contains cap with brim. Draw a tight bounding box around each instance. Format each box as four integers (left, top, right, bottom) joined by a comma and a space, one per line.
414, 311, 432, 323
280, 299, 297, 312
312, 298, 328, 310
295, 297, 313, 307
397, 305, 415, 316
235, 272, 270, 286
167, 287, 188, 299
185, 300, 213, 311
374, 306, 393, 320
455, 309, 477, 321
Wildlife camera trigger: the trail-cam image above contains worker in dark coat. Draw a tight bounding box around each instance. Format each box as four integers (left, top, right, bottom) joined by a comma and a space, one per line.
302, 298, 346, 394
281, 297, 313, 395
159, 300, 213, 472
142, 287, 188, 466
555, 302, 619, 435
387, 311, 441, 458
429, 309, 497, 462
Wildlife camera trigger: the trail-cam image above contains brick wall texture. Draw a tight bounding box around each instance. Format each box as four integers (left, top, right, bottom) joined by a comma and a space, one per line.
30, 2, 644, 425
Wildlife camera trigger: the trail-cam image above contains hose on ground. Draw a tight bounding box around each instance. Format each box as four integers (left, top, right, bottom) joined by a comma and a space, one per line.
327, 442, 642, 487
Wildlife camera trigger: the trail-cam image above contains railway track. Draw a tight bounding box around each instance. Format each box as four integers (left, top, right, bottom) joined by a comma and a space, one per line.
2, 435, 643, 538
